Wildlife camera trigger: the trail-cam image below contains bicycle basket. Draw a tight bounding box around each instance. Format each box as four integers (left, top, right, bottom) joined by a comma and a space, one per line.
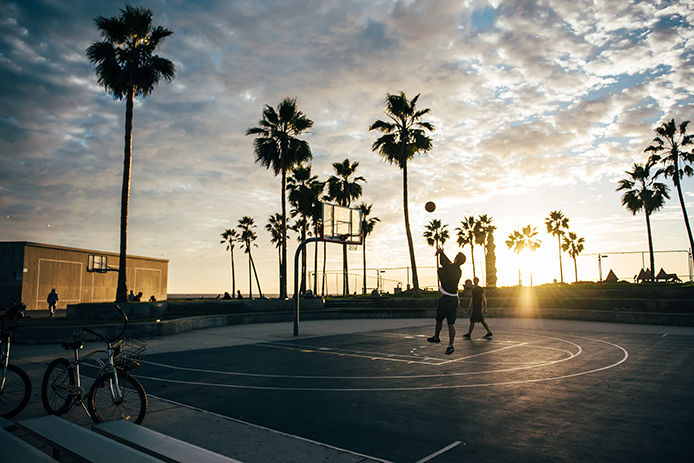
115, 339, 147, 370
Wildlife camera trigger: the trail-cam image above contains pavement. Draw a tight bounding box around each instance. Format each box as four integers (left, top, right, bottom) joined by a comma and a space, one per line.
8, 317, 694, 462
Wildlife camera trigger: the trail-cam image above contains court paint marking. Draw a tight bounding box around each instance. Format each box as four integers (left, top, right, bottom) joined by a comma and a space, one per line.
415, 441, 462, 463
147, 394, 396, 463
135, 335, 628, 391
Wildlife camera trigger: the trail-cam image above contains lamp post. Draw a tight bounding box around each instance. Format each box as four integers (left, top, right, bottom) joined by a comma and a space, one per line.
598, 254, 608, 281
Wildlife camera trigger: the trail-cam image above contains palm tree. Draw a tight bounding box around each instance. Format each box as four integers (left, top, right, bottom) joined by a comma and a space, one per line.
87, 5, 175, 302
237, 216, 263, 298
358, 203, 380, 294
506, 226, 542, 285
369, 91, 435, 293
220, 229, 238, 298
288, 165, 324, 294
265, 213, 285, 288
424, 219, 449, 288
617, 161, 670, 281
477, 214, 496, 286
246, 98, 313, 299
327, 159, 365, 295
646, 119, 694, 255
456, 216, 478, 279
562, 231, 585, 283
545, 210, 570, 283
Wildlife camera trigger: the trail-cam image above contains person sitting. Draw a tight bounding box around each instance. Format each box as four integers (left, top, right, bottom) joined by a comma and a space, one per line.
133, 291, 143, 302
222, 291, 232, 300
5, 301, 28, 320
148, 295, 157, 302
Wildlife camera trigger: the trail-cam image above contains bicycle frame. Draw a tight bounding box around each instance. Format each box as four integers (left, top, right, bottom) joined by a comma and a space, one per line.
0, 333, 10, 391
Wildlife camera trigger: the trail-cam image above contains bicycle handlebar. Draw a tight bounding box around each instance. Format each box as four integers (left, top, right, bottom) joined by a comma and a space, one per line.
82, 305, 128, 346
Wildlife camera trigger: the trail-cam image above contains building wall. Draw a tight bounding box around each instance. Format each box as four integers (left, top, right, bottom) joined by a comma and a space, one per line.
0, 242, 25, 308
0, 242, 168, 310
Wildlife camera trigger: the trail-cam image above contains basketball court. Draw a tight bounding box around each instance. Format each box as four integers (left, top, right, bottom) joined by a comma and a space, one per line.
131, 318, 694, 463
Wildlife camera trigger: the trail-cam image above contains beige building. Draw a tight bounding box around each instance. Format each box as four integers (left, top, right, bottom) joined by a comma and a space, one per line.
0, 242, 168, 310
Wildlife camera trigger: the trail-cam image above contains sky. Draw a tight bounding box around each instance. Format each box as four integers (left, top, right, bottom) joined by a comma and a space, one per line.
1, 0, 694, 295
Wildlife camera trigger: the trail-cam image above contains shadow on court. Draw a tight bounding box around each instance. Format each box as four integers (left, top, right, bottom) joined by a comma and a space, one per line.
133, 323, 694, 463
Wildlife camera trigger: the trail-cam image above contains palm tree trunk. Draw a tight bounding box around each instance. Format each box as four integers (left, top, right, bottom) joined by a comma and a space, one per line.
280, 171, 288, 299
322, 241, 327, 296
250, 252, 263, 297
116, 86, 135, 303
300, 223, 307, 294
573, 255, 578, 283
248, 248, 253, 299
402, 162, 419, 291
557, 235, 564, 283
645, 208, 655, 282
230, 248, 236, 298
342, 243, 349, 295
362, 237, 367, 294
314, 237, 319, 294
469, 243, 476, 279
673, 173, 694, 256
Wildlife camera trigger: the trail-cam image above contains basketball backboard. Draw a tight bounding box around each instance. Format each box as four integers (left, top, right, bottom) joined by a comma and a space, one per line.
320, 202, 362, 245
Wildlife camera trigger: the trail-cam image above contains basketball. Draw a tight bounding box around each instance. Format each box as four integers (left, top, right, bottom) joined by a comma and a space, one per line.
425, 201, 436, 213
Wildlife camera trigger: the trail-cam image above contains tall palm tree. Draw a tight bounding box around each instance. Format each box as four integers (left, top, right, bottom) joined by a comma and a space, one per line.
424, 219, 449, 288
506, 226, 542, 286
646, 119, 694, 254
237, 216, 263, 298
247, 98, 313, 299
456, 216, 478, 279
358, 203, 380, 294
288, 165, 324, 294
327, 159, 365, 295
562, 231, 585, 283
369, 91, 434, 293
220, 229, 238, 298
87, 5, 175, 302
477, 214, 496, 286
545, 210, 570, 283
265, 213, 285, 289
617, 161, 670, 281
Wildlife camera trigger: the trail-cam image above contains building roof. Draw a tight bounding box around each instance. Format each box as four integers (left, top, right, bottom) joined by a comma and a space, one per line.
0, 241, 169, 263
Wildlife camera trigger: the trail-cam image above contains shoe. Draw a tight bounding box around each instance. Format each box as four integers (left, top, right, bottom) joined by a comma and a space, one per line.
427, 337, 441, 343
445, 346, 455, 355
462, 333, 471, 339
484, 332, 493, 338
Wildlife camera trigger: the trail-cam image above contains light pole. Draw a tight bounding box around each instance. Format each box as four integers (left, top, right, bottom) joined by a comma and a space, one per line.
598, 254, 608, 281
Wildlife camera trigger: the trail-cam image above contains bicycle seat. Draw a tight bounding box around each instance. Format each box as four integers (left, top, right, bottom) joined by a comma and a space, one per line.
62, 340, 84, 350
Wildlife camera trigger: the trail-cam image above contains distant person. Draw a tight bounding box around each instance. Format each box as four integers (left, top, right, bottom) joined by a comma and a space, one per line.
133, 291, 143, 302
223, 292, 232, 300
149, 295, 157, 302
463, 277, 493, 339
428, 247, 466, 354
236, 290, 243, 300
128, 290, 135, 302
47, 288, 59, 318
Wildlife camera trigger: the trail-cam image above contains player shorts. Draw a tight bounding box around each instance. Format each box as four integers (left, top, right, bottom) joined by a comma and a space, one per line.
436, 295, 458, 325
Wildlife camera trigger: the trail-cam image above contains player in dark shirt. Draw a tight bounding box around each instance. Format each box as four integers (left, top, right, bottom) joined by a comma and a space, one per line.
428, 248, 466, 354
463, 277, 493, 338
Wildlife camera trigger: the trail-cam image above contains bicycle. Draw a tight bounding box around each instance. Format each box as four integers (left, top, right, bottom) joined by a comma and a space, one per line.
0, 314, 32, 418
41, 304, 148, 424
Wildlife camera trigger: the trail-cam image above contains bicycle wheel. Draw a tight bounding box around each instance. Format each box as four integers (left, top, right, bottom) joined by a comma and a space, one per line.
88, 371, 147, 424
0, 364, 32, 418
41, 357, 76, 415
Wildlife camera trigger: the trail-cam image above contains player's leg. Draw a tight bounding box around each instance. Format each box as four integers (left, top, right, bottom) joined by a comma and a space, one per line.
482, 320, 493, 337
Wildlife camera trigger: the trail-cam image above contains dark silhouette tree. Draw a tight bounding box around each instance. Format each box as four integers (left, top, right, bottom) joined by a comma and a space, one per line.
247, 98, 313, 299
220, 229, 238, 298
327, 159, 365, 295
617, 161, 669, 282
424, 219, 449, 288
506, 226, 541, 286
646, 119, 694, 255
358, 203, 380, 295
87, 5, 175, 302
369, 91, 434, 293
237, 216, 263, 298
456, 216, 478, 279
545, 210, 570, 283
478, 214, 496, 287
265, 213, 285, 290
562, 231, 585, 283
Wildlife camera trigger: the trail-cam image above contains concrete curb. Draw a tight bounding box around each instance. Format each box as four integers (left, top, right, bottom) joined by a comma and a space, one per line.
10, 306, 694, 344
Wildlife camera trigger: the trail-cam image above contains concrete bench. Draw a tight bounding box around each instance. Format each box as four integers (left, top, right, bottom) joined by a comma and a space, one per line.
93, 419, 242, 463
0, 427, 58, 462
16, 415, 163, 463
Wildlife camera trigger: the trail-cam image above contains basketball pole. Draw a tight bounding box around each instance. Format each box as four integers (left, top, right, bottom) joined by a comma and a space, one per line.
294, 237, 321, 336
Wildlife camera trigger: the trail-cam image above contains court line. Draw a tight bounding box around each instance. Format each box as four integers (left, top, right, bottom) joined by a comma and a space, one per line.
134, 335, 624, 391
415, 441, 462, 463
437, 342, 528, 364
147, 394, 396, 463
